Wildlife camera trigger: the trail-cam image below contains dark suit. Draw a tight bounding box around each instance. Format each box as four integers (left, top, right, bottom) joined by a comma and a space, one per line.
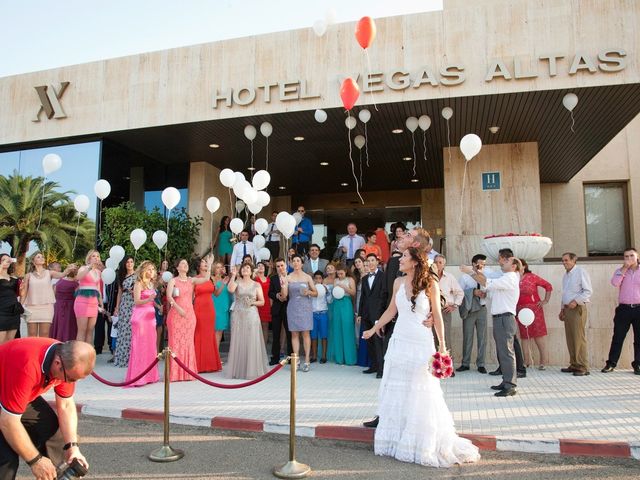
359, 271, 388, 374
382, 254, 402, 360
269, 274, 292, 363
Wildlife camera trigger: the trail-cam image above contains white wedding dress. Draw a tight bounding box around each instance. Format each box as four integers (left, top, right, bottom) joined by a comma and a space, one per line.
375, 283, 481, 467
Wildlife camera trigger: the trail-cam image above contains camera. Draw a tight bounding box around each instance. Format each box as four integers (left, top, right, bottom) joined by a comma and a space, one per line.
57, 459, 88, 479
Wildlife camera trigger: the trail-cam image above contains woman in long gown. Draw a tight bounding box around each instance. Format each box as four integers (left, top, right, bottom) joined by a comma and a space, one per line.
212, 262, 231, 351
254, 262, 272, 345
193, 257, 222, 373
125, 261, 160, 387
166, 256, 213, 382
328, 264, 357, 365
226, 263, 269, 380
50, 268, 79, 342
363, 247, 480, 468
114, 256, 136, 368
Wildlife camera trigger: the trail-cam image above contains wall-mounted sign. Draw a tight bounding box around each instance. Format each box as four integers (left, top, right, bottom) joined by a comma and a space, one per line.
32, 82, 70, 122
482, 171, 501, 191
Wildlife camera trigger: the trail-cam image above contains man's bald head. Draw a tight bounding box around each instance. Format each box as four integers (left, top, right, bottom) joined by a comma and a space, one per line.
59, 341, 96, 377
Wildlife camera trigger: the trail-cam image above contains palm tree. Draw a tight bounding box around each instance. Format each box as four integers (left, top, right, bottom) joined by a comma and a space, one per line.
0, 172, 95, 275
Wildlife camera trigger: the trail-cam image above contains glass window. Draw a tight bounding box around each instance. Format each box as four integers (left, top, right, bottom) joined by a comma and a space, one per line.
584, 183, 629, 256
144, 188, 188, 213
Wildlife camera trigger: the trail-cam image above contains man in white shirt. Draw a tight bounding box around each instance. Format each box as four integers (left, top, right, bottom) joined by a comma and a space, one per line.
265, 211, 281, 261
337, 223, 365, 266
457, 254, 488, 373
303, 244, 328, 275
230, 230, 257, 267
464, 256, 522, 397
434, 255, 463, 371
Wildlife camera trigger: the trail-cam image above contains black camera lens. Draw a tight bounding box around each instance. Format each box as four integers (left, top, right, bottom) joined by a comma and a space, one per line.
57, 458, 88, 479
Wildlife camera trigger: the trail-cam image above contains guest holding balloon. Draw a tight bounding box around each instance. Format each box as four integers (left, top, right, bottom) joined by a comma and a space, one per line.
216, 216, 234, 270
74, 250, 105, 344
114, 256, 136, 367
517, 260, 552, 370
311, 271, 330, 364
166, 256, 213, 381
254, 262, 272, 344
50, 264, 79, 342
329, 264, 357, 365
193, 257, 222, 373
212, 262, 231, 351
125, 261, 161, 387
264, 211, 281, 263
292, 205, 313, 255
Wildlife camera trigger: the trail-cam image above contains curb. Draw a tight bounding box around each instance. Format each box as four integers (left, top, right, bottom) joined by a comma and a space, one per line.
70, 403, 639, 461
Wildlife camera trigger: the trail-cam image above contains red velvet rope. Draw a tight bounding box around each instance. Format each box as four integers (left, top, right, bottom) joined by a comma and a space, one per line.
171, 354, 286, 388
91, 357, 160, 387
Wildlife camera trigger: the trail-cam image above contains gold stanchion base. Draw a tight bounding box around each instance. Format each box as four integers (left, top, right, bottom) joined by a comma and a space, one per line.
273, 460, 311, 479
148, 445, 184, 462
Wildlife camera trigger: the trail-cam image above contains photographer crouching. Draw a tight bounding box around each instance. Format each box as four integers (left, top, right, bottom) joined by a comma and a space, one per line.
0, 338, 95, 480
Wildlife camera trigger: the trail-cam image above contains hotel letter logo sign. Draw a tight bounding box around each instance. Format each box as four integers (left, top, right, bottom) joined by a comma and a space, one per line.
32, 82, 70, 122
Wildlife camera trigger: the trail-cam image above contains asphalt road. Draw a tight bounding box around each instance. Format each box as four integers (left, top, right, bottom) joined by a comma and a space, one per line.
16, 415, 639, 480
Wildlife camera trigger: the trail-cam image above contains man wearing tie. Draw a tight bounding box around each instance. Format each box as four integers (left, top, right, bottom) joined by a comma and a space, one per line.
265, 211, 281, 261
269, 258, 292, 365
230, 230, 257, 267
303, 244, 328, 275
337, 223, 365, 267
358, 254, 388, 378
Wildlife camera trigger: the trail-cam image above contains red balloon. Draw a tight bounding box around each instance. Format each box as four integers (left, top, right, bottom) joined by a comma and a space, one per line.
340, 78, 360, 111
355, 16, 376, 49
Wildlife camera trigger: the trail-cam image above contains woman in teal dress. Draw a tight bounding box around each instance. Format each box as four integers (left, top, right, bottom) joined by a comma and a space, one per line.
212, 261, 231, 351
328, 264, 357, 365
216, 216, 234, 271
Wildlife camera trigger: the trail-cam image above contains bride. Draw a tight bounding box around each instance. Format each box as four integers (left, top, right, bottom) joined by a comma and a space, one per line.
363, 247, 480, 467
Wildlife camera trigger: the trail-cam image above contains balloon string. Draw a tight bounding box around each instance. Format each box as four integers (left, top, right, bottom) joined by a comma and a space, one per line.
347, 112, 364, 205
265, 136, 269, 172
358, 149, 363, 188
423, 131, 428, 162
97, 199, 102, 248
446, 119, 452, 164
411, 132, 417, 177
210, 212, 214, 253
72, 214, 81, 254
250, 140, 254, 181
459, 161, 468, 225
228, 187, 234, 220
364, 123, 370, 167
165, 210, 171, 261
570, 112, 575, 134
365, 50, 378, 112
37, 177, 46, 231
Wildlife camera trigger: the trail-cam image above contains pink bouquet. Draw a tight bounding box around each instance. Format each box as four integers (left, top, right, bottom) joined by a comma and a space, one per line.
430, 351, 453, 379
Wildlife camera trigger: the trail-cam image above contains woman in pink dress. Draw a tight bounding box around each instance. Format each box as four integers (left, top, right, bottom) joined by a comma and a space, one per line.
74, 250, 105, 343
254, 262, 271, 345
166, 256, 213, 382
516, 260, 553, 370
193, 257, 222, 373
125, 261, 160, 387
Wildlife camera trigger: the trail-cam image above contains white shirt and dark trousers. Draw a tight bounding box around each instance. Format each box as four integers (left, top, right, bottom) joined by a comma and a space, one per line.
265, 223, 281, 261
561, 266, 593, 374
486, 272, 520, 394
230, 241, 256, 267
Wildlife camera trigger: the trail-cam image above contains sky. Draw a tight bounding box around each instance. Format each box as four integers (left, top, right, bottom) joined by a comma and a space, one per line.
0, 0, 442, 78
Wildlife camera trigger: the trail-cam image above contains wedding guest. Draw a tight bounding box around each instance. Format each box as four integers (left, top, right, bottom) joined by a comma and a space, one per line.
338, 223, 365, 266
268, 258, 291, 366
302, 244, 328, 275
292, 205, 313, 255
0, 254, 21, 345
125, 261, 160, 387
154, 268, 168, 352
363, 232, 383, 263
230, 230, 257, 267
311, 271, 329, 364
50, 265, 79, 342
425, 236, 440, 262
216, 216, 234, 269
358, 253, 387, 377
374, 224, 391, 265
21, 252, 72, 338
285, 255, 317, 372
226, 263, 269, 379
254, 262, 272, 344
286, 247, 296, 273
517, 259, 552, 370
457, 254, 488, 373
434, 254, 463, 370
114, 256, 136, 368
193, 257, 222, 373
211, 262, 231, 351
265, 211, 281, 261
352, 256, 370, 368
74, 250, 105, 344
329, 264, 357, 365
389, 223, 406, 254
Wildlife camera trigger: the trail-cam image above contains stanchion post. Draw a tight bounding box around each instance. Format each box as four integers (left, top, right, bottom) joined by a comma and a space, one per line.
149, 348, 184, 462
273, 353, 311, 479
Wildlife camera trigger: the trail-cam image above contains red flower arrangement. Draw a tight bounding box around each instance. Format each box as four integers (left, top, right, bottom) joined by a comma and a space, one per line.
430, 351, 454, 379
483, 232, 542, 239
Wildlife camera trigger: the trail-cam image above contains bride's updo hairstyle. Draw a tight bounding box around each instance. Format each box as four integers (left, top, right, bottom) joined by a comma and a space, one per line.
405, 247, 438, 312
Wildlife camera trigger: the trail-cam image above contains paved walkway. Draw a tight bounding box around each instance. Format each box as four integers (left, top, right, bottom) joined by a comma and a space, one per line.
59, 351, 640, 456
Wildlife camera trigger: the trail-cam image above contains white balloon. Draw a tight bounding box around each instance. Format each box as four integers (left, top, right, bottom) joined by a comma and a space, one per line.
248, 202, 262, 214
459, 133, 483, 161
162, 271, 173, 283
161, 187, 181, 210
282, 224, 295, 239
314, 109, 328, 123
418, 115, 431, 131
354, 135, 365, 149
229, 218, 244, 234
442, 107, 453, 120
109, 245, 125, 263
345, 116, 357, 130
405, 116, 419, 133
244, 188, 258, 205
275, 211, 291, 232
256, 190, 270, 207
562, 93, 578, 112
42, 153, 62, 175
259, 247, 271, 261
101, 268, 116, 285
219, 168, 236, 188
332, 285, 345, 299
233, 171, 246, 188
315, 283, 326, 297
152, 230, 168, 249
325, 7, 337, 25
312, 19, 327, 37
130, 228, 147, 251
292, 212, 303, 225
518, 308, 535, 327
255, 218, 269, 235
284, 214, 297, 233
94, 179, 111, 200
105, 257, 118, 270
253, 235, 266, 249
233, 180, 248, 199
235, 200, 246, 212
206, 196, 220, 213
73, 194, 90, 213
260, 122, 273, 138
244, 125, 257, 141
252, 170, 271, 191
358, 109, 371, 124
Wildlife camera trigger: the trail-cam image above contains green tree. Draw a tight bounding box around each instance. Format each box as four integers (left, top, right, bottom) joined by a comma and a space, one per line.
0, 172, 95, 275
101, 202, 202, 267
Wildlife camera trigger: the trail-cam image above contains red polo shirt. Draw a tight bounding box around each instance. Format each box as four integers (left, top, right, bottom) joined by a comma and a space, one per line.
0, 338, 75, 416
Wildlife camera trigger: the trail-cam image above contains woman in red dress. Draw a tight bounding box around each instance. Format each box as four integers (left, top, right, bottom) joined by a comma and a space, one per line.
516, 260, 552, 370
193, 257, 222, 373
254, 261, 271, 345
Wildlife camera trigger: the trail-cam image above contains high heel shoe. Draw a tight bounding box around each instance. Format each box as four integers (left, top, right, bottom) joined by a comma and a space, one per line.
302, 363, 310, 372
